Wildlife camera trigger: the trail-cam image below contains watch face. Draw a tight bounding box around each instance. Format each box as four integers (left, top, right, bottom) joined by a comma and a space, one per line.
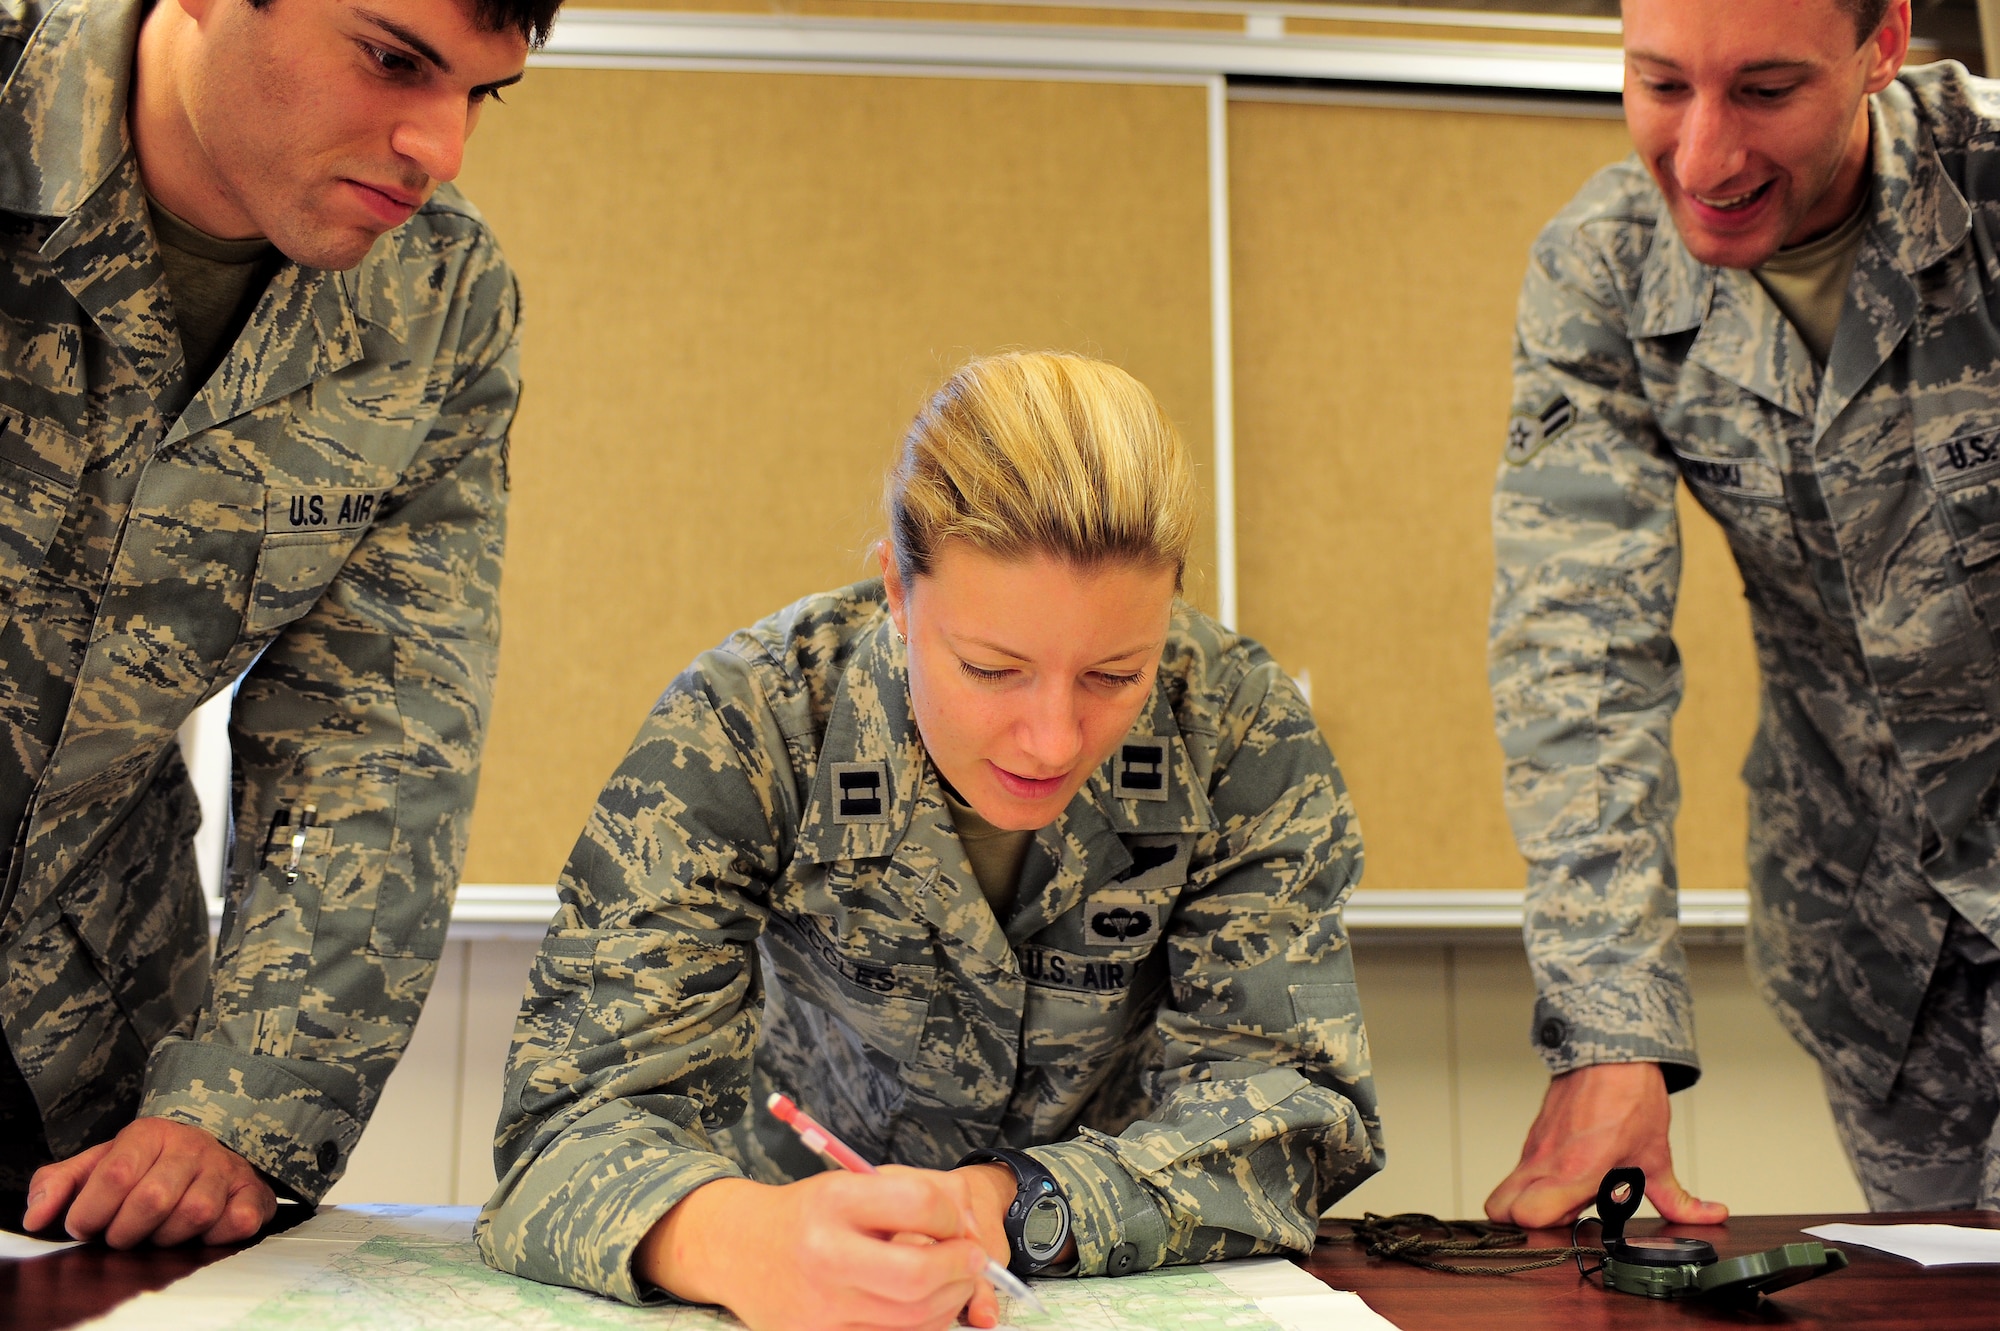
1022, 1195, 1067, 1259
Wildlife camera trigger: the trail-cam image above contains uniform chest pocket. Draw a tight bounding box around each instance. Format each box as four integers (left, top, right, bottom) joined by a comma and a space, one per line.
1672, 447, 1809, 567
244, 531, 363, 635
1923, 429, 2000, 568
243, 485, 388, 635
761, 912, 937, 1065
1019, 945, 1159, 1069
0, 414, 82, 612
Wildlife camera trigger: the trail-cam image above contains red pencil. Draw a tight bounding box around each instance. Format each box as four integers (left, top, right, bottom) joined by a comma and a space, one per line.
766, 1092, 876, 1174
762, 1092, 1048, 1316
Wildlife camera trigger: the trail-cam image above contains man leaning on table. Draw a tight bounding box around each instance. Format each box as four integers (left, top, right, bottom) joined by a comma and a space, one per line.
1489, 0, 2000, 1226
0, 0, 555, 1248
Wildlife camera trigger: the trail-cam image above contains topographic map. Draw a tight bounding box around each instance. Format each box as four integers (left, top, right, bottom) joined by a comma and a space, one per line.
77, 1206, 1398, 1331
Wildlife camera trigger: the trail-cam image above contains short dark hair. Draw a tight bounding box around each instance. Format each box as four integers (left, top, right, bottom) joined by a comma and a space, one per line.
245, 0, 564, 50
1837, 0, 1892, 45
471, 0, 565, 49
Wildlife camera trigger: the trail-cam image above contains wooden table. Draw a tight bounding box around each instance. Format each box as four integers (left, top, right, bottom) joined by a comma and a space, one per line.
1307, 1211, 2000, 1329
3, 1207, 1993, 1328
0, 1194, 315, 1331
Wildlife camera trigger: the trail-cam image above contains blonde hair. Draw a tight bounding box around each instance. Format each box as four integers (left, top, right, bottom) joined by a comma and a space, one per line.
887, 352, 1197, 586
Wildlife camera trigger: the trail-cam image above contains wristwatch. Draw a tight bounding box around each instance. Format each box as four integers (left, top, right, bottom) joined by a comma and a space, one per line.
957, 1147, 1073, 1276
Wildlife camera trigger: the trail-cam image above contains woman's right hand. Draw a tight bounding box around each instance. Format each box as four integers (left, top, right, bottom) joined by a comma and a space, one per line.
636, 1170, 995, 1331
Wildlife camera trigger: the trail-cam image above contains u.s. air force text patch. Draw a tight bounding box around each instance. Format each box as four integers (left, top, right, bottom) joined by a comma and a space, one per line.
267, 488, 387, 533
1504, 393, 1576, 466
1926, 429, 2000, 485
1019, 945, 1132, 992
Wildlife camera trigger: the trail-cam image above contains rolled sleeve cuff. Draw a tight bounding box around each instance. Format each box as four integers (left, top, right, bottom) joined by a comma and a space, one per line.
1532, 975, 1700, 1091
566, 1153, 744, 1306
1026, 1140, 1171, 1277
477, 1124, 748, 1306
140, 1037, 361, 1203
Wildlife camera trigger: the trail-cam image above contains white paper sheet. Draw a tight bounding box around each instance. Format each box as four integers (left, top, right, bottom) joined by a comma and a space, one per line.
0, 1229, 81, 1259
1202, 1259, 1403, 1331
1803, 1222, 2000, 1267
75, 1205, 1407, 1331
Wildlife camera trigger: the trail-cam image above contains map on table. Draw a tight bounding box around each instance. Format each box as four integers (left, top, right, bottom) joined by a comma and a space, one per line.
75, 1205, 1401, 1331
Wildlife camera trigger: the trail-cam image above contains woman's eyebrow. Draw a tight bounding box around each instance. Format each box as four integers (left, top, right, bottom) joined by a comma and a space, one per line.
955, 634, 1157, 666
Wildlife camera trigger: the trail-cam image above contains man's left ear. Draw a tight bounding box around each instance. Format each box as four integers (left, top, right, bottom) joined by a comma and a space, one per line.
1863, 1, 1913, 93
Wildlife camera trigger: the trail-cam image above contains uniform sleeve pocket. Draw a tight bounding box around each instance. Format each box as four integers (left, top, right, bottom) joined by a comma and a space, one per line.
1287, 982, 1367, 1067
520, 933, 602, 1071
366, 848, 443, 958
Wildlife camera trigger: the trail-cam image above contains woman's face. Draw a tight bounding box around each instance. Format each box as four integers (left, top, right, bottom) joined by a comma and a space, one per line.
882, 541, 1177, 831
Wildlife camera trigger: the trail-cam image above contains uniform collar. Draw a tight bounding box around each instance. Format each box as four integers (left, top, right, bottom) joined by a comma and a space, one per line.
1865, 76, 1970, 279
0, 0, 144, 220
1631, 208, 1711, 341
794, 610, 1216, 868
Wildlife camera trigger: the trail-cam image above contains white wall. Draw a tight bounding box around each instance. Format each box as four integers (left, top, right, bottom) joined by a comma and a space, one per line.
325, 937, 541, 1207
1337, 941, 1865, 1221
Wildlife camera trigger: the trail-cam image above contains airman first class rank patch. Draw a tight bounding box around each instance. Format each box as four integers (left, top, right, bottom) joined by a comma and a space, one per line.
831, 761, 891, 824
1505, 393, 1575, 466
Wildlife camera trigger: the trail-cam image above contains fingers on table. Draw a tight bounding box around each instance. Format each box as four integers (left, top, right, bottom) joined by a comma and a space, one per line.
22, 1142, 111, 1232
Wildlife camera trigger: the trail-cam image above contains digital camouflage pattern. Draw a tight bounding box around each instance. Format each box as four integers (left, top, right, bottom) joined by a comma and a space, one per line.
1819, 915, 2000, 1210
0, 0, 517, 1198
1494, 64, 2000, 1105
478, 581, 1381, 1305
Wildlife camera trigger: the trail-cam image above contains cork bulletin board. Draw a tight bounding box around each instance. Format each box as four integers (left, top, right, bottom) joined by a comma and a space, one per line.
453, 68, 1218, 882
1228, 90, 1758, 893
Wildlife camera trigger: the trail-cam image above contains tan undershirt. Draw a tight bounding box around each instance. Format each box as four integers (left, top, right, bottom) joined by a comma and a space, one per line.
1753, 200, 1870, 365
942, 785, 1033, 919
147, 197, 279, 387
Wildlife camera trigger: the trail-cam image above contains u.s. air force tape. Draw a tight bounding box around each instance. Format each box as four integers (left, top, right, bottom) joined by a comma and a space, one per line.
267, 488, 387, 533
1112, 737, 1169, 802
830, 761, 890, 824
1504, 393, 1575, 466
1927, 429, 2000, 485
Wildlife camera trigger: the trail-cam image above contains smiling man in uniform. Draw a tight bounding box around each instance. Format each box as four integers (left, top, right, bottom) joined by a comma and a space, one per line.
0, 0, 555, 1246
1489, 0, 2000, 1225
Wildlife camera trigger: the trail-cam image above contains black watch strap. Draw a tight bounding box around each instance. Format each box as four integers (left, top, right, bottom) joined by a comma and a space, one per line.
957, 1147, 1072, 1276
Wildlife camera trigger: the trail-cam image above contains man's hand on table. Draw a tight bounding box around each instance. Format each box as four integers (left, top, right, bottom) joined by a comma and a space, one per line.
1484, 1062, 1728, 1228
23, 1116, 277, 1247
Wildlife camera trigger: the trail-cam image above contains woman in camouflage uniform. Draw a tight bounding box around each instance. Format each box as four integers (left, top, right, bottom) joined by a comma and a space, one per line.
477, 353, 1383, 1329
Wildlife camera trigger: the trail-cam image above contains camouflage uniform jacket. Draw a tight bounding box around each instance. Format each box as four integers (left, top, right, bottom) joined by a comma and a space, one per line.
1494, 63, 2000, 1102
0, 0, 516, 1196
478, 581, 1381, 1304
